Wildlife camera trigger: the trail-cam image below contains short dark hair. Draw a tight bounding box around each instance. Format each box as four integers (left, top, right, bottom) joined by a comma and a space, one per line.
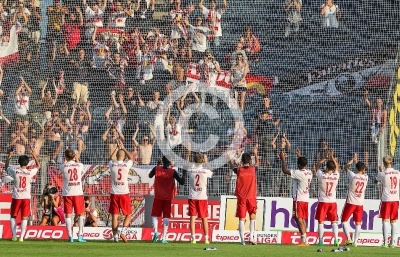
355, 162, 366, 172
162, 156, 171, 166
194, 153, 204, 164
326, 160, 335, 171
241, 153, 252, 164
84, 196, 90, 201
65, 149, 75, 160
18, 155, 30, 167
297, 157, 307, 168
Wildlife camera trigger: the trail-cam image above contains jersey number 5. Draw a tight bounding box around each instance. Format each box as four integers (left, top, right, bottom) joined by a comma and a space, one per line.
117, 169, 122, 181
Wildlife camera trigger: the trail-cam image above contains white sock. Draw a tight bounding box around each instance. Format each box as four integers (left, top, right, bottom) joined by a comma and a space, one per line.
239, 220, 245, 243
152, 216, 158, 234
10, 218, 16, 238
354, 225, 361, 244
383, 221, 390, 245
162, 218, 169, 240
301, 233, 307, 243
391, 223, 397, 245
79, 216, 84, 236
250, 220, 256, 242
20, 220, 28, 239
342, 222, 350, 241
318, 224, 324, 244
205, 235, 209, 241
332, 223, 339, 241
66, 218, 72, 238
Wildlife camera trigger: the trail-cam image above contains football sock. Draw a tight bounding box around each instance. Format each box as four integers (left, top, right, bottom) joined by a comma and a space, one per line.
79, 216, 84, 236
332, 223, 339, 241
391, 223, 397, 245
318, 224, 324, 244
162, 218, 169, 240
354, 225, 361, 243
66, 218, 72, 238
250, 220, 256, 242
20, 220, 27, 239
301, 234, 307, 243
383, 221, 390, 245
152, 216, 158, 234
342, 222, 350, 241
239, 220, 245, 243
10, 218, 16, 238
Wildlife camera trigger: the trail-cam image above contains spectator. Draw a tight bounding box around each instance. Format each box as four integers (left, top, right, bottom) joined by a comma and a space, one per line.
122, 27, 144, 67
69, 102, 92, 161
27, 123, 44, 156
105, 93, 127, 132
39, 183, 61, 226
63, 6, 83, 51
170, 0, 194, 42
132, 122, 156, 165
185, 16, 209, 61
147, 91, 166, 141
14, 76, 32, 119
199, 0, 227, 48
8, 120, 28, 154
165, 103, 186, 150
133, 0, 155, 31
91, 26, 110, 68
12, 0, 30, 33
230, 52, 248, 111
27, 0, 41, 45
41, 78, 58, 124
239, 26, 260, 64
174, 44, 192, 72
46, 0, 65, 59
0, 109, 11, 152
320, 0, 340, 29
271, 129, 291, 197
0, 65, 4, 105
136, 43, 156, 85
226, 146, 243, 194
102, 126, 125, 161
121, 87, 145, 134
43, 111, 67, 163
109, 0, 133, 30
284, 0, 302, 37
227, 118, 247, 149
74, 196, 98, 227
50, 43, 70, 81
83, 0, 105, 42
105, 52, 128, 89
198, 49, 221, 107
70, 49, 91, 104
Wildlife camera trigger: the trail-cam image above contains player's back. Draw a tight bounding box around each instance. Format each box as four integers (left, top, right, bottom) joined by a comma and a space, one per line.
188, 167, 212, 200
109, 160, 133, 194
59, 161, 84, 196
8, 167, 38, 199
291, 169, 313, 202
234, 165, 257, 199
347, 172, 368, 205
317, 169, 340, 203
378, 168, 400, 202
154, 166, 176, 200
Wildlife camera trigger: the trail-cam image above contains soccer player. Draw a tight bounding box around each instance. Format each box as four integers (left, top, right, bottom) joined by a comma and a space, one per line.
5, 148, 40, 241
59, 149, 86, 243
279, 148, 312, 246
341, 153, 368, 246
109, 141, 134, 243
314, 150, 340, 247
149, 156, 186, 243
232, 150, 259, 245
187, 153, 213, 244
374, 156, 400, 248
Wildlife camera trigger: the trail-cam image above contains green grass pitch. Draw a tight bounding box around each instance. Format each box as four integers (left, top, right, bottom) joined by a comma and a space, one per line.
0, 241, 400, 257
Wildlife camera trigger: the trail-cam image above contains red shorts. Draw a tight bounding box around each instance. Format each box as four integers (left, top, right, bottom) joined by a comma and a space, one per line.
151, 198, 172, 218
341, 203, 363, 222
109, 194, 132, 215
236, 198, 257, 219
10, 199, 31, 217
315, 202, 338, 222
63, 195, 85, 215
379, 201, 399, 220
188, 199, 208, 218
292, 201, 308, 219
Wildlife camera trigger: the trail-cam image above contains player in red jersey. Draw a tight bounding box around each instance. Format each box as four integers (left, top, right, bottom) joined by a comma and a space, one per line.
149, 156, 186, 244
59, 149, 86, 243
232, 151, 259, 245
280, 148, 312, 246
375, 156, 400, 248
341, 153, 368, 246
5, 148, 40, 241
109, 141, 134, 243
187, 153, 213, 244
314, 150, 340, 247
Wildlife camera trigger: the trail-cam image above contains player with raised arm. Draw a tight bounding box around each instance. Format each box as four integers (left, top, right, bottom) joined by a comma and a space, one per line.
374, 156, 400, 248
341, 153, 368, 247
5, 147, 40, 241
187, 153, 213, 244
314, 150, 340, 247
108, 140, 134, 243
280, 148, 312, 246
149, 156, 186, 244
232, 149, 259, 245
59, 149, 86, 243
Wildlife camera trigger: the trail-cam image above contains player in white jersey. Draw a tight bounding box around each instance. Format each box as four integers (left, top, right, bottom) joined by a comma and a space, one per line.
59, 149, 86, 243
187, 153, 213, 244
5, 148, 40, 241
375, 156, 400, 248
314, 150, 340, 247
108, 141, 133, 243
341, 153, 368, 246
280, 148, 312, 246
